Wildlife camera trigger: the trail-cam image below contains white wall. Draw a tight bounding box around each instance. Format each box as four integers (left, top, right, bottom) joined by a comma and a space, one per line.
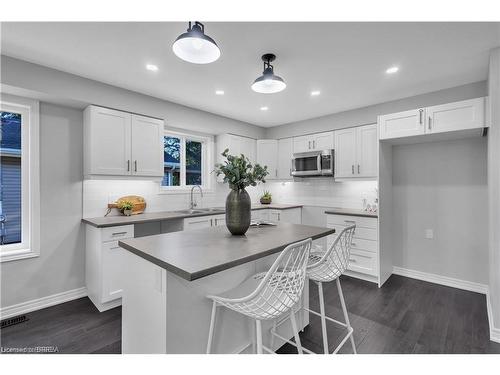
265, 81, 487, 139
488, 48, 500, 332
391, 137, 488, 284
0, 103, 85, 308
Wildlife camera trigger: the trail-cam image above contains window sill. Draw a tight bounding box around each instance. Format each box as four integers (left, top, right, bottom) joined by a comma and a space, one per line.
0, 247, 39, 263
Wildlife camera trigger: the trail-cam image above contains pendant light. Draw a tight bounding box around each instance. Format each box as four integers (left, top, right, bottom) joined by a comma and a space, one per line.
251, 54, 286, 94
172, 22, 221, 64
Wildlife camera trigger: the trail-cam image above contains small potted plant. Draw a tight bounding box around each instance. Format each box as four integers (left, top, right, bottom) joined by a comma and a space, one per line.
119, 201, 134, 216
260, 190, 272, 205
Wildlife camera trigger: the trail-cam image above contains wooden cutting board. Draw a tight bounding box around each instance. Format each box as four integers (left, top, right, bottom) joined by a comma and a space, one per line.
107, 195, 146, 215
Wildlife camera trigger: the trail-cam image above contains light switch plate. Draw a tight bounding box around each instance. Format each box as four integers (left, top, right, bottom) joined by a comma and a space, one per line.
425, 229, 434, 239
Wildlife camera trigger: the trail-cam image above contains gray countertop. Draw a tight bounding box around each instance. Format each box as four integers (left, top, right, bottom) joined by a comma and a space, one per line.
118, 223, 334, 281
82, 203, 303, 228
324, 207, 378, 218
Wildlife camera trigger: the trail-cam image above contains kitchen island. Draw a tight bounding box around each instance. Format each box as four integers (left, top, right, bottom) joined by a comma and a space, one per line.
118, 222, 335, 354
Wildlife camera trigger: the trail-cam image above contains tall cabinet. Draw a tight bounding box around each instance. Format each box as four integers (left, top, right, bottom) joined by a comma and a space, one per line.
257, 139, 279, 179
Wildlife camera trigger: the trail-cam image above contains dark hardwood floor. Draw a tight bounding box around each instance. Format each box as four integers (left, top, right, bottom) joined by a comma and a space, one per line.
2, 275, 499, 354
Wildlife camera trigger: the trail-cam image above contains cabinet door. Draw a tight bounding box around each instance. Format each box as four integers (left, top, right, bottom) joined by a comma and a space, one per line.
426, 97, 485, 134
240, 137, 256, 164
312, 131, 334, 151
101, 241, 125, 303
378, 108, 425, 140
278, 138, 293, 180
86, 106, 131, 176
183, 216, 213, 230
334, 128, 357, 178
279, 208, 302, 224
269, 210, 281, 222
257, 139, 278, 179
356, 124, 378, 178
293, 135, 311, 153
131, 115, 164, 177
212, 214, 226, 227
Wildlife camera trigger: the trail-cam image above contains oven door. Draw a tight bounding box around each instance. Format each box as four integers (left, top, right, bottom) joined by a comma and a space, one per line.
291, 153, 321, 176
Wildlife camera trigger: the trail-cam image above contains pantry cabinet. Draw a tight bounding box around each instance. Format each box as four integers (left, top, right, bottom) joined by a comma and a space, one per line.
335, 124, 377, 179
378, 97, 486, 140
277, 138, 293, 180
293, 131, 334, 153
257, 139, 279, 179
84, 105, 163, 178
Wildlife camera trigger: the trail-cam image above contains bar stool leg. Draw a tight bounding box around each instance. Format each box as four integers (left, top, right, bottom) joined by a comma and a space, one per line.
256, 319, 263, 354
336, 278, 357, 354
269, 320, 277, 351
206, 301, 217, 354
317, 282, 329, 354
289, 309, 303, 354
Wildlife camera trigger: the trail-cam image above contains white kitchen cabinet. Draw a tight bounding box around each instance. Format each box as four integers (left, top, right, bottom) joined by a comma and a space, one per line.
326, 213, 378, 282
84, 105, 164, 178
277, 138, 293, 180
216, 134, 256, 182
292, 131, 334, 153
378, 97, 486, 141
335, 124, 377, 179
130, 115, 164, 177
212, 214, 226, 227
426, 98, 485, 134
86, 224, 134, 311
271, 208, 302, 224
183, 216, 214, 230
257, 139, 278, 179
378, 108, 426, 140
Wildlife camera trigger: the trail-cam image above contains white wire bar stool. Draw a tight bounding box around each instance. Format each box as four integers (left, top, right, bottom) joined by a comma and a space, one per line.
270, 224, 357, 354
206, 238, 312, 354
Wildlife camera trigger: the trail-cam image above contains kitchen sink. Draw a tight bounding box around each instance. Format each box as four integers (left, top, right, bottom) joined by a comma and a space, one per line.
176, 208, 224, 215
176, 209, 206, 214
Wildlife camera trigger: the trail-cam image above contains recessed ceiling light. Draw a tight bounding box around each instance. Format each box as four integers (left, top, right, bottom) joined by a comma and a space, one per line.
146, 64, 159, 72
215, 90, 225, 95
386, 66, 399, 74
260, 106, 269, 111
311, 90, 321, 96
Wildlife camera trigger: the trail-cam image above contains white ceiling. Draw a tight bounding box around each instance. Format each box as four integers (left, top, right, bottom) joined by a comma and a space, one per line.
1, 22, 499, 127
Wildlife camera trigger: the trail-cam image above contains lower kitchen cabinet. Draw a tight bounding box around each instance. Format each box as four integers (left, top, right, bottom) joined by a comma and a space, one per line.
183, 216, 214, 230
253, 207, 302, 224
326, 213, 378, 283
86, 224, 134, 312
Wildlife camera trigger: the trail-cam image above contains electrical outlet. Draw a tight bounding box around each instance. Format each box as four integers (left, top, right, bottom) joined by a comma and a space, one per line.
425, 229, 434, 239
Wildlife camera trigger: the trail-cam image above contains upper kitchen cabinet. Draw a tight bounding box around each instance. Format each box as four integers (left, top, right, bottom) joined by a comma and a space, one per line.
378, 97, 487, 141
277, 138, 293, 180
378, 108, 426, 140
426, 98, 485, 134
84, 105, 164, 178
216, 134, 256, 182
293, 131, 334, 153
257, 139, 278, 179
335, 124, 378, 179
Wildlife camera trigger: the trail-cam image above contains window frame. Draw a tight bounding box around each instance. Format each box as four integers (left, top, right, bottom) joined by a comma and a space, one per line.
0, 95, 40, 262
159, 129, 214, 194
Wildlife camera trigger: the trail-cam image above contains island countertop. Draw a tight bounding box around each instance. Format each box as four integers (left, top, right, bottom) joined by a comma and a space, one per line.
118, 222, 334, 281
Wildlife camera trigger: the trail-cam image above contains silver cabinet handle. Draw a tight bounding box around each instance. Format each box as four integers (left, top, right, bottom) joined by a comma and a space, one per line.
349, 258, 357, 263
357, 164, 360, 174
112, 231, 127, 236
134, 160, 137, 172
344, 220, 356, 223
313, 140, 316, 149
127, 160, 130, 172
351, 242, 357, 247
110, 246, 121, 250
275, 169, 278, 177
419, 109, 423, 124
352, 165, 354, 174
428, 117, 432, 130
308, 140, 311, 149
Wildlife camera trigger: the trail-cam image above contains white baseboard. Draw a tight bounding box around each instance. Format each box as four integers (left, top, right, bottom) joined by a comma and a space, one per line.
486, 292, 500, 343
392, 266, 489, 294
0, 287, 87, 320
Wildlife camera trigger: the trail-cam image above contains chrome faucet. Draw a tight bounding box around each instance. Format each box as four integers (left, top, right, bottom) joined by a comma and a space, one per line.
190, 185, 203, 209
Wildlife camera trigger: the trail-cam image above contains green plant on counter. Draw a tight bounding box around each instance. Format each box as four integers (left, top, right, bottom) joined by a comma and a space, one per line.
214, 149, 269, 191
261, 190, 272, 200
119, 201, 134, 211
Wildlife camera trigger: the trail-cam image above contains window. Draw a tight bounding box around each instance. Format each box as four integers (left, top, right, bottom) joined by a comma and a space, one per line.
0, 96, 40, 262
161, 131, 212, 191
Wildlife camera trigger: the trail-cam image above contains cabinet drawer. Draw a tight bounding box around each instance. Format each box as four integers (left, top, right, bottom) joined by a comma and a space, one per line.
348, 249, 377, 276
101, 225, 134, 242
326, 214, 377, 229
351, 238, 377, 253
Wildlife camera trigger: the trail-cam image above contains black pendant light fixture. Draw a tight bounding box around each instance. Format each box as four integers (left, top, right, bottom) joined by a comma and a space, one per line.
172, 22, 221, 64
251, 53, 286, 94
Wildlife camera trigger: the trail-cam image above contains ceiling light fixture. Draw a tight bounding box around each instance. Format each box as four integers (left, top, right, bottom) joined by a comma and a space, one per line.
215, 90, 225, 95
311, 90, 321, 96
146, 64, 159, 72
260, 106, 269, 111
172, 21, 221, 64
386, 66, 399, 74
251, 54, 286, 94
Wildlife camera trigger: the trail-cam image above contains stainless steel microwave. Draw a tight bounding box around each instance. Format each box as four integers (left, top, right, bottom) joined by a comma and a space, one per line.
291, 149, 334, 177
